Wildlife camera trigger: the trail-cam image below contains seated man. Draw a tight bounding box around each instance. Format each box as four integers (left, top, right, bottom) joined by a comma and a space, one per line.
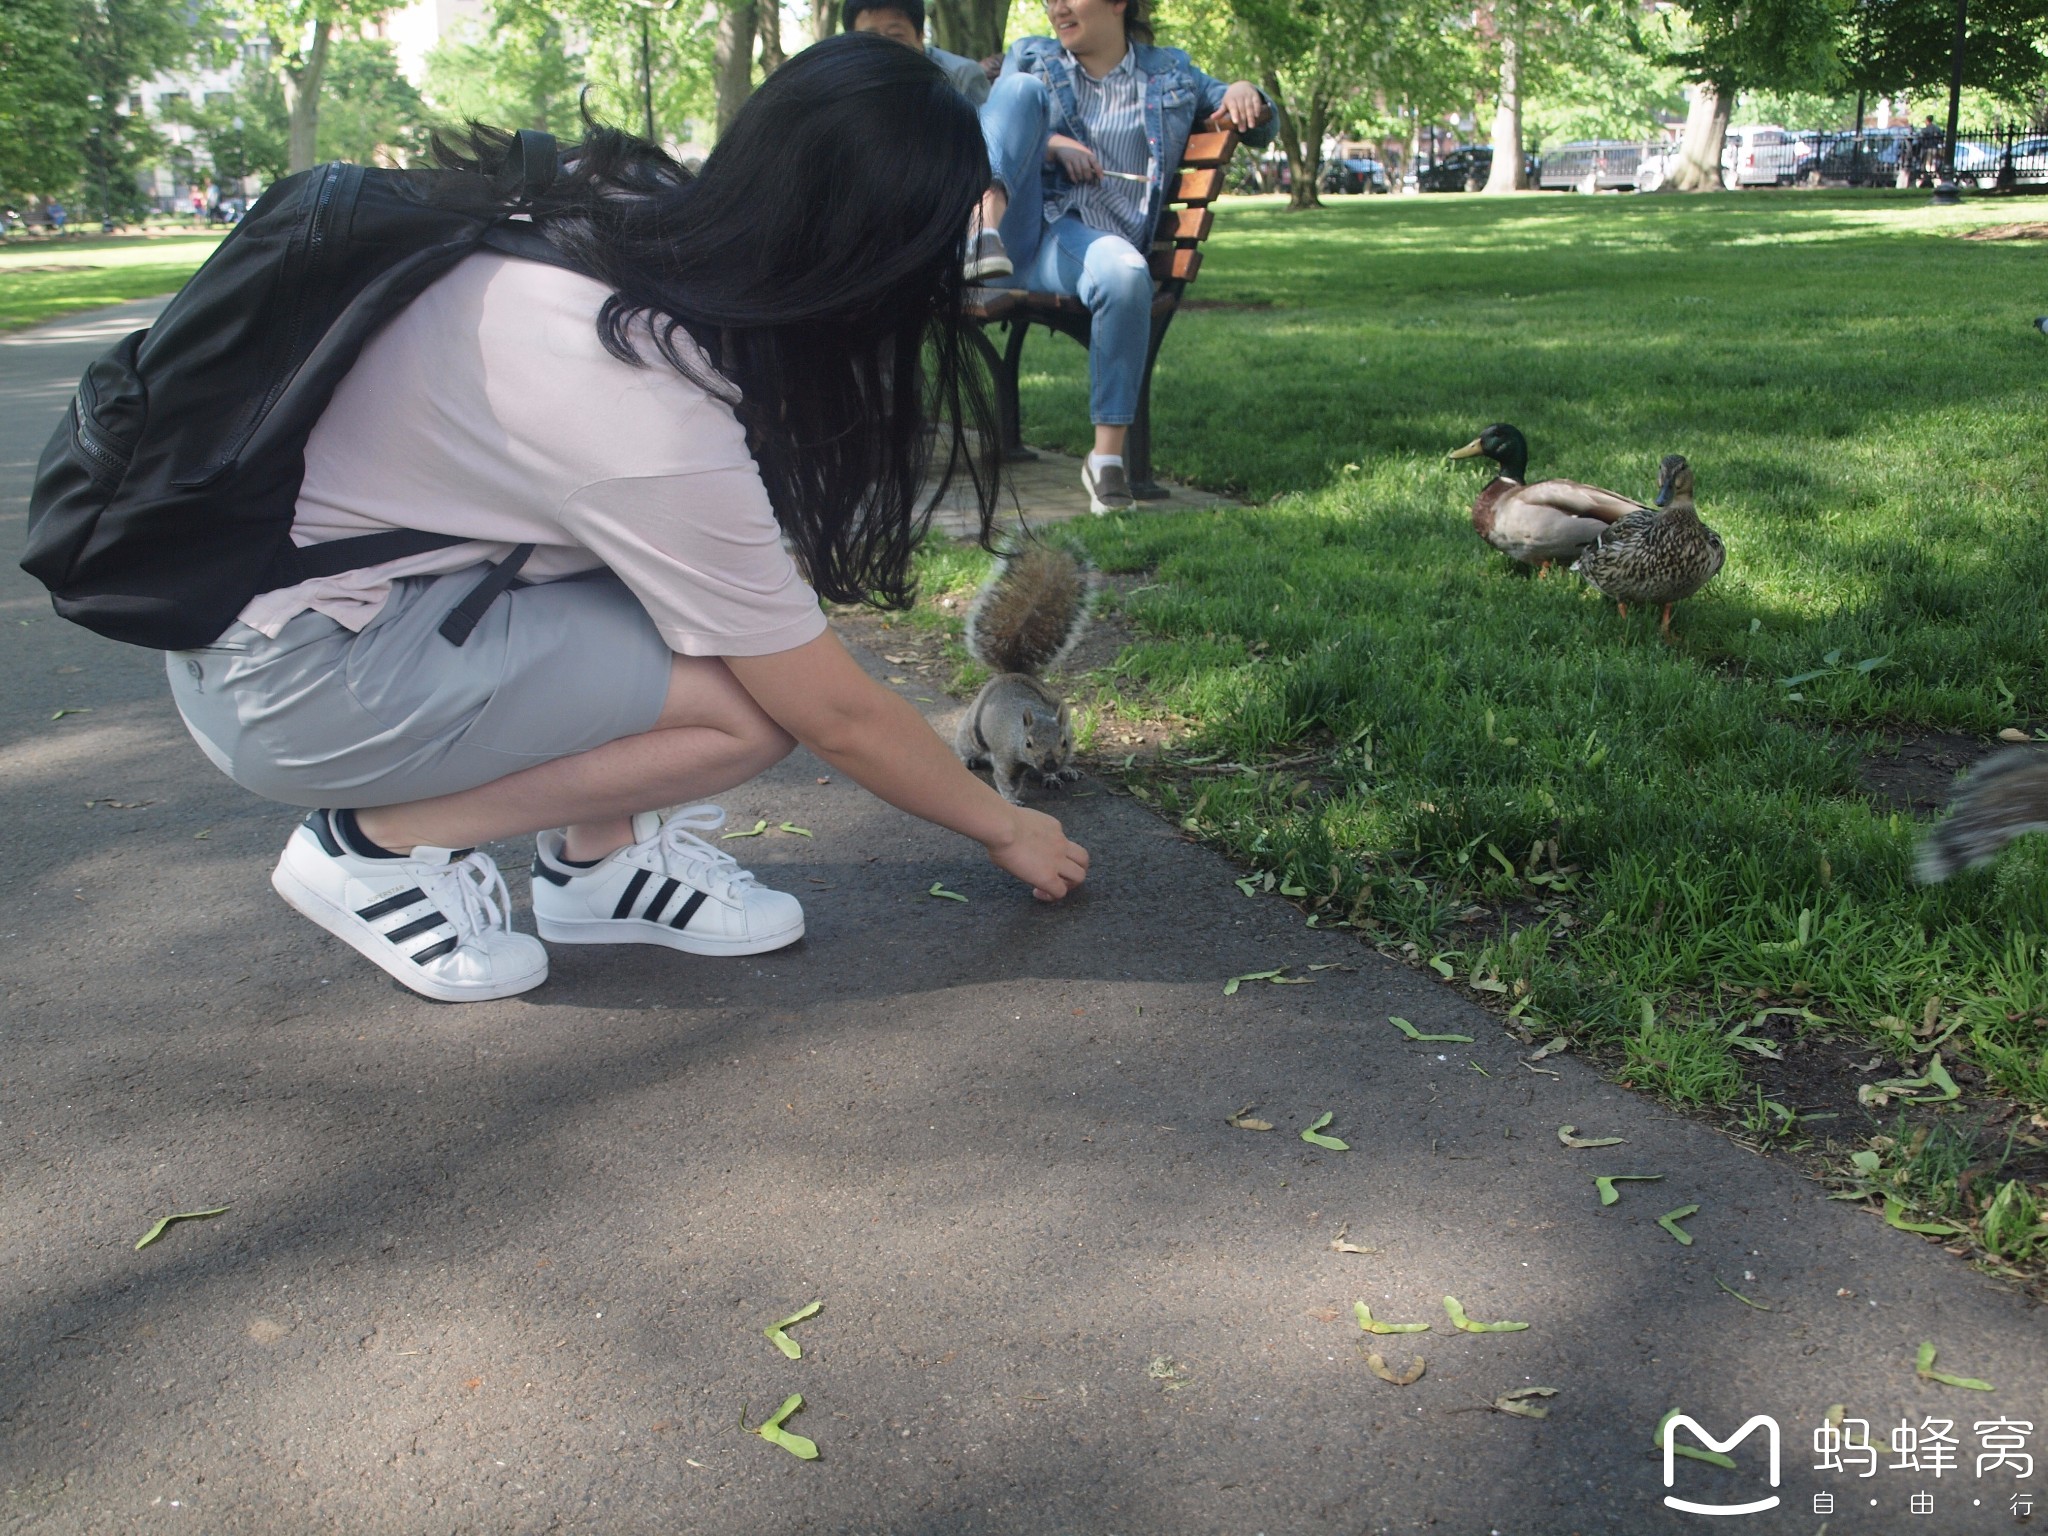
844, 0, 993, 106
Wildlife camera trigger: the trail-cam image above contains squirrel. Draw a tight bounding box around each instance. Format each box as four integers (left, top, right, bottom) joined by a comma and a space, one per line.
954, 541, 1094, 804
1916, 747, 2048, 882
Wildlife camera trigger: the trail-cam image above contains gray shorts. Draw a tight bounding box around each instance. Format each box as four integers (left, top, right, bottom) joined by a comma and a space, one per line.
167, 567, 674, 808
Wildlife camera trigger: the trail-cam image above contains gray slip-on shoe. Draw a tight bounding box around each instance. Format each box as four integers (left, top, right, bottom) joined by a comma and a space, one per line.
1082, 458, 1134, 515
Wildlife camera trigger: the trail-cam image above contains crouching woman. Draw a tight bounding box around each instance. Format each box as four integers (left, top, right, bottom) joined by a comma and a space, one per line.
166, 33, 1088, 1003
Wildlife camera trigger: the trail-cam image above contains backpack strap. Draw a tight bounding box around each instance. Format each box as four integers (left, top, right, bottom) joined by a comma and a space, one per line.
504, 130, 558, 199
273, 531, 534, 648
436, 543, 535, 646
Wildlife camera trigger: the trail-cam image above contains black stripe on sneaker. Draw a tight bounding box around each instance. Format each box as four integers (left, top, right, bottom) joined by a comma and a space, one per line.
670, 890, 708, 930
357, 888, 426, 921
307, 809, 348, 857
410, 935, 459, 964
643, 877, 681, 922
385, 912, 452, 944
612, 869, 650, 920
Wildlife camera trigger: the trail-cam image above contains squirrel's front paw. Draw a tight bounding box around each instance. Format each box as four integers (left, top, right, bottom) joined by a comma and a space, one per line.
1054, 765, 1084, 782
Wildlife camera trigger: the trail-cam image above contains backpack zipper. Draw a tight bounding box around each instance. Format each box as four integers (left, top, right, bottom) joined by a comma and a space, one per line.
74, 415, 128, 474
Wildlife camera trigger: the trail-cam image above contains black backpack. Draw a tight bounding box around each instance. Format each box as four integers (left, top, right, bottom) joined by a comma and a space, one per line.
20, 131, 571, 650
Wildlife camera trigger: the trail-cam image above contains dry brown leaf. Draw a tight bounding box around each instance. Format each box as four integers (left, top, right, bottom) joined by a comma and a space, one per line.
1367, 1353, 1425, 1386
1226, 1105, 1273, 1132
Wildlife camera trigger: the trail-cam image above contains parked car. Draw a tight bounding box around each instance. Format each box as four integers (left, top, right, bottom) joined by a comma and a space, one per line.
1721, 124, 1799, 186
1321, 156, 1390, 194
1416, 146, 1540, 192
1956, 134, 2048, 187
1536, 140, 1649, 191
1795, 128, 1910, 185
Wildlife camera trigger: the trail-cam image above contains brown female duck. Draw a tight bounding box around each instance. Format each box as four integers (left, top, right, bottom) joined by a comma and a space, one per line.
1448, 423, 1647, 573
1570, 454, 1726, 636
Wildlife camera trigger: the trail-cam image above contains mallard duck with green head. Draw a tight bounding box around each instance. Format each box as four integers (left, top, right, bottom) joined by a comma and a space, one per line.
1448, 423, 1647, 574
1570, 454, 1725, 636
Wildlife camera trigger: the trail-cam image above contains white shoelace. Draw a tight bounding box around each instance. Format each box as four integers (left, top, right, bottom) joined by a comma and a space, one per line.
417, 851, 514, 942
656, 805, 758, 898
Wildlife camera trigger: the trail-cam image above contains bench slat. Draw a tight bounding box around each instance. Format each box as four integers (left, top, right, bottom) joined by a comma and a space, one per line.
1182, 130, 1239, 167
1147, 249, 1203, 282
1169, 166, 1226, 205
1155, 207, 1214, 245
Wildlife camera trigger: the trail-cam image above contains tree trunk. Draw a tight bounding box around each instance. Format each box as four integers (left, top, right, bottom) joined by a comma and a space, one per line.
1265, 71, 1324, 210
714, 0, 757, 137
1671, 82, 1730, 191
757, 0, 785, 73
282, 15, 332, 175
1481, 27, 1523, 191
930, 0, 1007, 62
811, 0, 836, 44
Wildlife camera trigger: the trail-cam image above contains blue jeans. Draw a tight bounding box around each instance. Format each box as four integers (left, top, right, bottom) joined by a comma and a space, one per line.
980, 72, 1152, 427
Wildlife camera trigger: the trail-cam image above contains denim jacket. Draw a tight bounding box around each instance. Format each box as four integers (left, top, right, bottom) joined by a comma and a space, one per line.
999, 37, 1277, 235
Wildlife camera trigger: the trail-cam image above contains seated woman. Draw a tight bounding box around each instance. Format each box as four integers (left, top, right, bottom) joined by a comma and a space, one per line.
165, 34, 1087, 1003
965, 0, 1273, 512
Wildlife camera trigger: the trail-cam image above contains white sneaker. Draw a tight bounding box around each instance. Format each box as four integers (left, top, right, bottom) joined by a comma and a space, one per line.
270, 811, 549, 1002
530, 805, 805, 956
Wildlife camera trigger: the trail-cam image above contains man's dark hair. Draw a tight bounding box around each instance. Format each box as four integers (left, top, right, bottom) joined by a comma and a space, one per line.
842, 0, 924, 34
433, 32, 998, 609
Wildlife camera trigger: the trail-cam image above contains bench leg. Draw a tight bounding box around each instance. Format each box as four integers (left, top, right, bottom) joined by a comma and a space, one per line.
1126, 308, 1177, 500
998, 320, 1036, 462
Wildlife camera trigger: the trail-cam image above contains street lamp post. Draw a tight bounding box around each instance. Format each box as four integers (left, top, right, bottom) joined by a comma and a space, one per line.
629, 0, 679, 146
1933, 0, 1967, 203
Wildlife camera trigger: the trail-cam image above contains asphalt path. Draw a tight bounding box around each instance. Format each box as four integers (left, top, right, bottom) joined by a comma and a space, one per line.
1, 300, 2042, 1535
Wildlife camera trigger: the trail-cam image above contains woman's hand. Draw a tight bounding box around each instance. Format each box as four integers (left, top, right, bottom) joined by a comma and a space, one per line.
985, 803, 1090, 901
726, 633, 1092, 903
1047, 134, 1102, 183
1207, 82, 1268, 133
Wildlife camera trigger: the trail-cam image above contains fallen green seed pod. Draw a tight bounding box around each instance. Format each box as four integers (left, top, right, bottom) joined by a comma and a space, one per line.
1557, 1125, 1625, 1148
1388, 1016, 1473, 1044
134, 1206, 229, 1251
1593, 1174, 1662, 1206
1442, 1295, 1528, 1333
1301, 1111, 1349, 1150
1355, 1302, 1430, 1335
1916, 1341, 1994, 1391
1656, 1408, 1736, 1468
749, 1393, 820, 1458
765, 1300, 822, 1360
722, 819, 769, 840
1656, 1204, 1699, 1245
927, 881, 968, 902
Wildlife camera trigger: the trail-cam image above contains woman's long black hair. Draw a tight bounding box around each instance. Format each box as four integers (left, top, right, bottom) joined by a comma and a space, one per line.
434, 32, 999, 609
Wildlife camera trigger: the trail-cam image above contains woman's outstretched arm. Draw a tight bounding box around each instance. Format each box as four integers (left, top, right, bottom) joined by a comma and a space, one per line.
726, 630, 1090, 900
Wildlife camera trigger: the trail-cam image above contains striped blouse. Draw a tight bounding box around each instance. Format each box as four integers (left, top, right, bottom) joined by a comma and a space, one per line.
1048, 46, 1154, 250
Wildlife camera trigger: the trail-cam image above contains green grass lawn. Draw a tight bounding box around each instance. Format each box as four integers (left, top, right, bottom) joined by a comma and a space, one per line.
0, 232, 224, 330
921, 190, 2048, 1273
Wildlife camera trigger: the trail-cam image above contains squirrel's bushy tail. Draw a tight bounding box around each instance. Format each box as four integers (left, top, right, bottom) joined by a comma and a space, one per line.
964, 540, 1093, 677
1916, 747, 2048, 882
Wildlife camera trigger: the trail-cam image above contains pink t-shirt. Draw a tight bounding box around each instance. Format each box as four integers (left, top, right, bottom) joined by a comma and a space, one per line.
237, 252, 828, 659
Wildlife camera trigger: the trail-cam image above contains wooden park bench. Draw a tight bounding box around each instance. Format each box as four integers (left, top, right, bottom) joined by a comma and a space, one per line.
964, 128, 1241, 500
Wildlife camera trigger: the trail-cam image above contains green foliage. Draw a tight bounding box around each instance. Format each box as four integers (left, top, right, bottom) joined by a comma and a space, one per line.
425, 0, 717, 143
1674, 0, 1847, 94
1524, 5, 1688, 144
72, 0, 202, 220
1850, 0, 2048, 108
0, 0, 95, 207
317, 37, 430, 163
